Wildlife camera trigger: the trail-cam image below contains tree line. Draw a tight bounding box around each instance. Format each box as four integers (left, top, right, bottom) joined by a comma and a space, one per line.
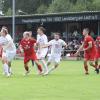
1, 0, 100, 16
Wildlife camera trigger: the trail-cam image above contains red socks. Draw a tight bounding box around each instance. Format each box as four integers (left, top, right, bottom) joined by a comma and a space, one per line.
24, 66, 29, 72
84, 65, 88, 73
37, 64, 42, 72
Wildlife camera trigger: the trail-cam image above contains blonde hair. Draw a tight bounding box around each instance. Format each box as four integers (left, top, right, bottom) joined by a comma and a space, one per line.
1, 26, 8, 35
23, 31, 30, 37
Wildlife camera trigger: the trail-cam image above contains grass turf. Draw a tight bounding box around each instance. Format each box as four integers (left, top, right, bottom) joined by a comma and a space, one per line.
0, 60, 100, 100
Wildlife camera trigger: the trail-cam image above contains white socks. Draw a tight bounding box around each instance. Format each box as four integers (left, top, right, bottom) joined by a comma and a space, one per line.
8, 67, 12, 74
41, 60, 48, 72
48, 66, 55, 73
3, 63, 10, 76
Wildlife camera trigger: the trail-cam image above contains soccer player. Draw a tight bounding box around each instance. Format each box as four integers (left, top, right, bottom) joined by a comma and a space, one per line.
75, 28, 99, 75
36, 27, 48, 73
0, 26, 16, 77
29, 31, 34, 66
42, 32, 67, 75
95, 36, 100, 72
19, 31, 43, 75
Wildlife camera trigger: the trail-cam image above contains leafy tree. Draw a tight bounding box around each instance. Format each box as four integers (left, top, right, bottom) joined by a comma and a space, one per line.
37, 4, 48, 14
47, 0, 72, 13
2, 0, 53, 15
92, 0, 100, 10
2, 0, 100, 16
6, 8, 12, 16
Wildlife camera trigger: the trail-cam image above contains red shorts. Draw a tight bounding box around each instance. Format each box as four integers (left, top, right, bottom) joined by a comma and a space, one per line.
24, 53, 37, 64
84, 51, 96, 61
95, 50, 100, 59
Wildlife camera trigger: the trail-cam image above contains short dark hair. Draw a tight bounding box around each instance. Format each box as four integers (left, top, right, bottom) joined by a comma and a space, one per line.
38, 27, 46, 33
54, 32, 61, 36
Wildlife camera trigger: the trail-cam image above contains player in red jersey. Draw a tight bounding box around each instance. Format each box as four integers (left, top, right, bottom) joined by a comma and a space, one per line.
95, 36, 100, 71
19, 31, 43, 75
28, 31, 34, 66
75, 28, 99, 74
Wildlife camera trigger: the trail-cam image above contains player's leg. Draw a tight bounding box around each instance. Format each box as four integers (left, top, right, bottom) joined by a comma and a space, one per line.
2, 53, 10, 77
41, 51, 48, 73
89, 61, 99, 74
46, 56, 60, 74
7, 50, 16, 75
95, 60, 99, 74
37, 51, 48, 73
48, 62, 59, 74
24, 61, 30, 75
8, 62, 12, 74
95, 59, 98, 68
31, 60, 34, 67
24, 56, 30, 75
84, 59, 89, 75
43, 61, 51, 75
41, 58, 48, 73
89, 52, 99, 74
43, 55, 53, 75
47, 61, 51, 66
89, 61, 96, 68
34, 60, 43, 74
96, 54, 100, 69
32, 53, 43, 74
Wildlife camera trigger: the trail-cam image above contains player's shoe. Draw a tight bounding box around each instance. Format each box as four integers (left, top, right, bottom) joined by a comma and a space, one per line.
6, 73, 11, 77
95, 68, 99, 74
85, 72, 89, 75
38, 71, 44, 75
24, 71, 30, 76
9, 71, 13, 75
3, 72, 11, 77
43, 71, 49, 76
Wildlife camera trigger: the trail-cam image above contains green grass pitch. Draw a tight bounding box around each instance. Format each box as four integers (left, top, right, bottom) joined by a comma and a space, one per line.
0, 60, 100, 100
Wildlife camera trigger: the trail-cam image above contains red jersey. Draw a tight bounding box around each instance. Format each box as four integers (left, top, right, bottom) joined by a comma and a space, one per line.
83, 35, 96, 53
20, 38, 36, 57
95, 36, 100, 51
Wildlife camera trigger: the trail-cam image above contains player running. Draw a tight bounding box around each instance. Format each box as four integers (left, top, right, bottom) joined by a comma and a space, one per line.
75, 28, 99, 75
0, 26, 16, 77
29, 31, 34, 67
19, 31, 43, 75
36, 27, 48, 73
94, 36, 100, 72
42, 32, 67, 75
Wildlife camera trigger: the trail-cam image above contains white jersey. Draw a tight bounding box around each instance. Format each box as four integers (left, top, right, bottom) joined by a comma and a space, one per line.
0, 34, 16, 51
37, 34, 48, 58
48, 39, 66, 57
0, 34, 16, 61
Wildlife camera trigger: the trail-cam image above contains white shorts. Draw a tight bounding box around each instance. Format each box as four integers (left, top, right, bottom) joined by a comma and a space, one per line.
2, 50, 16, 62
37, 49, 48, 59
48, 55, 61, 64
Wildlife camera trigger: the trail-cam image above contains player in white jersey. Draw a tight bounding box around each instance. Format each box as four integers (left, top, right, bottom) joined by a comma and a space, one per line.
0, 26, 16, 77
42, 33, 67, 75
36, 27, 48, 73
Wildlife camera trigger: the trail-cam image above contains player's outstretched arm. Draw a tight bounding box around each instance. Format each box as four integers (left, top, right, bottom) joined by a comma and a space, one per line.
41, 44, 50, 48
19, 45, 23, 53
74, 43, 84, 56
